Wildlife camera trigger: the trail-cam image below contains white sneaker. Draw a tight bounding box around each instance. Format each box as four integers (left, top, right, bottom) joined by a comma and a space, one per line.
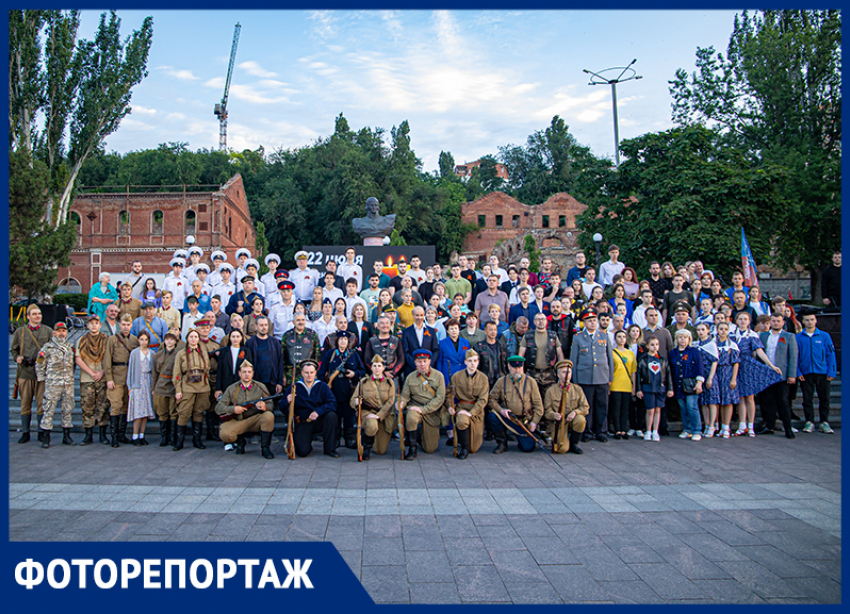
626, 430, 636, 436
643, 431, 652, 441
636, 430, 644, 438
802, 421, 815, 433
224, 443, 234, 451
692, 434, 702, 442
652, 432, 661, 442
678, 432, 691, 439
792, 427, 799, 433
819, 422, 835, 434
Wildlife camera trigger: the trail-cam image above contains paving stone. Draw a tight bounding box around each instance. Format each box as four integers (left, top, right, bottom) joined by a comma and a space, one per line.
504, 581, 562, 604
453, 565, 511, 602
715, 561, 808, 599
599, 580, 665, 604
362, 537, 406, 566
406, 550, 454, 583
444, 537, 490, 566
574, 546, 640, 582
651, 545, 733, 580
628, 563, 709, 600
540, 565, 610, 602
361, 565, 409, 603
409, 582, 462, 604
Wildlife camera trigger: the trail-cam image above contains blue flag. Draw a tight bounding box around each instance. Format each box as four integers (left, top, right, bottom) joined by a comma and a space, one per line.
741, 227, 759, 288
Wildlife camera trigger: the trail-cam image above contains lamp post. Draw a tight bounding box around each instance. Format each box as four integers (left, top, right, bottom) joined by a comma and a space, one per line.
593, 233, 603, 270
582, 60, 642, 167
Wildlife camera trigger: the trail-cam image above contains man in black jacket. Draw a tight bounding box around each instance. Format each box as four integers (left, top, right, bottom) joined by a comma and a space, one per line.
822, 250, 841, 309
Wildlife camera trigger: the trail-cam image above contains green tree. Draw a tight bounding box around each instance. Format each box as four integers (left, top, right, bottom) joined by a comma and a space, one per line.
669, 9, 841, 294
255, 221, 269, 275
438, 150, 457, 180
9, 149, 77, 299
523, 234, 540, 273
9, 10, 154, 227
576, 126, 788, 282
389, 229, 407, 246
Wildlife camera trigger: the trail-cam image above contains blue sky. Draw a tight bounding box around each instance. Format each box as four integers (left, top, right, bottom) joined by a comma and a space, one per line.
79, 9, 743, 173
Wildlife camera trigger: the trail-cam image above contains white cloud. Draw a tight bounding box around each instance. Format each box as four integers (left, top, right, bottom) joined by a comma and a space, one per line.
239, 60, 278, 78
380, 11, 403, 40
309, 10, 337, 39
229, 83, 293, 106
204, 76, 225, 89
157, 65, 199, 81
131, 105, 157, 116
120, 118, 156, 131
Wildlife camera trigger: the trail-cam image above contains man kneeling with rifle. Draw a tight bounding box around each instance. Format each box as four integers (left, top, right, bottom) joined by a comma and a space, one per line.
216, 361, 281, 458
543, 359, 589, 455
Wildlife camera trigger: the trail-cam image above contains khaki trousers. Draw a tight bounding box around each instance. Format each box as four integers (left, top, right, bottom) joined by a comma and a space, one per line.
405, 410, 441, 453
176, 392, 210, 425
219, 412, 275, 443
153, 395, 178, 421
19, 379, 45, 416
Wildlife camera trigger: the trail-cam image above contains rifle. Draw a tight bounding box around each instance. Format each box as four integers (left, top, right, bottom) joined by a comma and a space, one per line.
356, 383, 364, 462
448, 383, 458, 458
505, 412, 564, 469
286, 365, 296, 459
219, 392, 286, 422
326, 355, 348, 387
12, 328, 24, 400
551, 383, 569, 453
395, 378, 405, 460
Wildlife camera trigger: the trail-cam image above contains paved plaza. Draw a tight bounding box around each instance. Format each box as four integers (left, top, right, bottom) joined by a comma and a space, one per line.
8, 427, 841, 604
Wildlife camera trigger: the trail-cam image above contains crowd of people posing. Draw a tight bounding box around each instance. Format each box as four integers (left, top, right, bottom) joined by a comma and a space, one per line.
15, 244, 838, 459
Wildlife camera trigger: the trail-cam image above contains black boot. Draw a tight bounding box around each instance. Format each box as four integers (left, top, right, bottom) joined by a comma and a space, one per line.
171, 420, 180, 448
132, 435, 142, 447
445, 433, 454, 447
456, 428, 469, 460
404, 429, 418, 460
159, 419, 171, 447
344, 428, 357, 450
18, 414, 32, 444
205, 411, 221, 442
99, 424, 109, 445
172, 424, 186, 451
235, 434, 247, 455
362, 434, 373, 461
110, 415, 120, 448
484, 426, 494, 442
260, 431, 275, 459
80, 427, 94, 446
192, 421, 206, 449
569, 430, 584, 454
119, 415, 131, 444
41, 428, 50, 449
62, 428, 76, 446
493, 430, 508, 454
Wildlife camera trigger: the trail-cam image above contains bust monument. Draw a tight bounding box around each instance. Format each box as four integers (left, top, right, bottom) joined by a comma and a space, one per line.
352, 197, 396, 245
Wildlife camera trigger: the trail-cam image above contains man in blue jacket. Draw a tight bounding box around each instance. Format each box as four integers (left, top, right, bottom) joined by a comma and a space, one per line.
796, 311, 837, 434
757, 313, 798, 438
283, 360, 340, 457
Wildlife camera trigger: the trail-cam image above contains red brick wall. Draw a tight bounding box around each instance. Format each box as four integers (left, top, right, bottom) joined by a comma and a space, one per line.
59, 174, 256, 293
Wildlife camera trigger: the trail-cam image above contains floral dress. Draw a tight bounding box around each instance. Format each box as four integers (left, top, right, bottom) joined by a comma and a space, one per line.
128, 350, 155, 420
695, 339, 721, 406
714, 339, 741, 406
733, 330, 783, 397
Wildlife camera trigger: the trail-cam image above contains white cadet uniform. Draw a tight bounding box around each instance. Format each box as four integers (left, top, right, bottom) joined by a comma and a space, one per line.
268, 299, 297, 341
338, 262, 364, 292
290, 267, 320, 302
207, 267, 223, 288
212, 281, 236, 303
162, 273, 190, 311
260, 272, 279, 297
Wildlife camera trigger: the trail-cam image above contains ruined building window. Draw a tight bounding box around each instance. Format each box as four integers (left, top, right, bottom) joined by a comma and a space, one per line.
542, 215, 550, 228
152, 210, 163, 235
559, 215, 566, 228
512, 215, 520, 228
478, 215, 486, 228
185, 210, 196, 236
495, 215, 503, 227
118, 210, 129, 235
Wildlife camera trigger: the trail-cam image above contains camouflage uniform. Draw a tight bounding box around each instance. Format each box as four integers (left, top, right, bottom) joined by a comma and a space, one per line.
77, 333, 110, 429
282, 328, 321, 386
36, 335, 76, 430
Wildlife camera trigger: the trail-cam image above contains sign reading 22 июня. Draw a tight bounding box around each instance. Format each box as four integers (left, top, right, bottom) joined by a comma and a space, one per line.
300, 246, 436, 270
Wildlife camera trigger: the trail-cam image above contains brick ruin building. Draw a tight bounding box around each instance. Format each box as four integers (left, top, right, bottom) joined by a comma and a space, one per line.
59, 174, 256, 294
461, 191, 587, 273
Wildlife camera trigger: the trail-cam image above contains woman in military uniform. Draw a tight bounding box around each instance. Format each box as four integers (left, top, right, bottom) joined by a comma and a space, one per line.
350, 355, 398, 460
173, 328, 211, 451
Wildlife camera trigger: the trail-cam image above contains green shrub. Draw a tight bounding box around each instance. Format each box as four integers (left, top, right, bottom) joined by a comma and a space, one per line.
54, 293, 89, 313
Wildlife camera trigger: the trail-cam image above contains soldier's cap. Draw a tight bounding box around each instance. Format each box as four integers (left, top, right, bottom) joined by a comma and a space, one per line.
413, 349, 432, 360
173, 249, 188, 259
211, 250, 227, 261
507, 355, 526, 365
240, 360, 254, 370
220, 263, 234, 273
274, 268, 289, 279
555, 359, 573, 371
240, 275, 255, 284
54, 321, 67, 330
299, 359, 319, 370
335, 330, 353, 340
26, 304, 41, 315
236, 248, 252, 259
87, 314, 100, 322
371, 355, 385, 365
195, 263, 210, 273
187, 296, 199, 304
164, 331, 180, 342
674, 301, 691, 313
170, 258, 185, 267
265, 253, 280, 265
295, 250, 309, 260
322, 297, 332, 305
195, 319, 211, 327
142, 301, 156, 309
278, 279, 295, 290
188, 246, 203, 256
580, 309, 597, 321
465, 349, 479, 361
381, 304, 397, 313
120, 314, 134, 323
245, 258, 260, 270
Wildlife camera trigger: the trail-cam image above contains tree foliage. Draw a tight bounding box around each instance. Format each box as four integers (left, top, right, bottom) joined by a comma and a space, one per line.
523, 235, 540, 273
9, 149, 77, 299
669, 9, 841, 287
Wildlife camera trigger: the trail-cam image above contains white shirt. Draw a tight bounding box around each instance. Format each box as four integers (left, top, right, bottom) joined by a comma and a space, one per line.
207, 268, 223, 288
632, 304, 652, 329
765, 330, 781, 365
338, 262, 364, 292
211, 281, 236, 303
490, 266, 509, 285
582, 281, 602, 300
122, 273, 146, 300
406, 268, 427, 287
290, 267, 319, 302
162, 274, 190, 311
413, 323, 425, 347
599, 260, 625, 286
343, 295, 368, 319
322, 286, 344, 305
268, 299, 296, 341
260, 272, 279, 297
313, 316, 337, 346
181, 311, 204, 340
509, 285, 533, 305
230, 346, 241, 374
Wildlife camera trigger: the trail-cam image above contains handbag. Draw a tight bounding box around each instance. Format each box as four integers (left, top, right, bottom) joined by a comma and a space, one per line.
681, 377, 698, 395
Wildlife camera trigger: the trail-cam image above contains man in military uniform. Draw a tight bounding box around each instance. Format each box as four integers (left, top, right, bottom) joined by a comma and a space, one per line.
11, 304, 53, 443
151, 331, 181, 446
116, 282, 143, 321
290, 251, 319, 302
569, 308, 614, 443
447, 349, 489, 459
520, 313, 564, 395
364, 315, 405, 379
104, 314, 140, 447
282, 313, 321, 387
35, 322, 76, 448
543, 359, 589, 455
76, 315, 111, 445
225, 275, 262, 316
216, 361, 276, 458
400, 349, 446, 459
284, 360, 340, 458
486, 356, 544, 454
351, 355, 398, 460
196, 318, 222, 442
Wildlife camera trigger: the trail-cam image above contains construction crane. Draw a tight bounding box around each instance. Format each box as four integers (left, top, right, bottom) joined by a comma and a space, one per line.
213, 22, 241, 151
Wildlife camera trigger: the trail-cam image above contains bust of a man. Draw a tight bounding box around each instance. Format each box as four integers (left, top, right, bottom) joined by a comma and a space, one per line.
352, 197, 396, 239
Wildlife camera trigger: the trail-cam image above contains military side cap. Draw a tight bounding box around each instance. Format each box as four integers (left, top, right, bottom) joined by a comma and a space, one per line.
26, 304, 41, 315
555, 359, 573, 370
87, 314, 100, 322
580, 308, 597, 321
295, 250, 309, 260
465, 349, 479, 360
236, 248, 251, 259
187, 296, 199, 303
371, 355, 385, 364
240, 360, 254, 369
413, 349, 432, 359
164, 331, 180, 342
278, 279, 295, 290
265, 253, 280, 265
300, 359, 319, 370
507, 355, 526, 365
241, 275, 255, 284
54, 321, 67, 330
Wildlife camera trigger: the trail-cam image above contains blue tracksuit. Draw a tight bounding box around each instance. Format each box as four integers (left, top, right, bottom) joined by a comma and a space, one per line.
796, 329, 837, 377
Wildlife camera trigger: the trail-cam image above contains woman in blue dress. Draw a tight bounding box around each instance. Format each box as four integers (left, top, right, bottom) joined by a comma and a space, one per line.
732, 311, 783, 437
694, 323, 720, 437
714, 321, 741, 439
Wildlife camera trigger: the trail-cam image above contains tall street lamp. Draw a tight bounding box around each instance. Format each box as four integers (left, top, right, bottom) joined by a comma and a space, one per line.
593, 233, 603, 269
583, 59, 642, 167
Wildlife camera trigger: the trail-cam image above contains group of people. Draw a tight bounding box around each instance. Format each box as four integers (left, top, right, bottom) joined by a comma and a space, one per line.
16, 244, 838, 459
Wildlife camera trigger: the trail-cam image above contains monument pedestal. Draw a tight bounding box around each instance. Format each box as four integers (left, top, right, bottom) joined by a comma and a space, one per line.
363, 236, 384, 246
